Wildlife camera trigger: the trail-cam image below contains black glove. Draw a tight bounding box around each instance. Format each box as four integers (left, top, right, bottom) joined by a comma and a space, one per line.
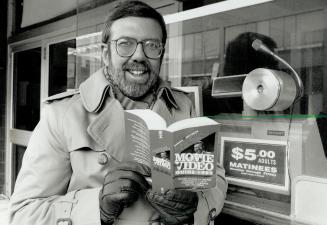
146, 189, 199, 225
99, 161, 151, 225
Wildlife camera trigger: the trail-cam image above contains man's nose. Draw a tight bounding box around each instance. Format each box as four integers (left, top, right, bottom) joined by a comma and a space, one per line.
131, 43, 146, 60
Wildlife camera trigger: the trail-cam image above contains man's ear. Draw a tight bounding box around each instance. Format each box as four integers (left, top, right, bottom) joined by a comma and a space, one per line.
102, 45, 109, 66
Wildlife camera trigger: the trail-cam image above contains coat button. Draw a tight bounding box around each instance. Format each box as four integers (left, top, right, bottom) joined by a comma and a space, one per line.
56, 218, 72, 225
209, 208, 217, 221
98, 152, 110, 165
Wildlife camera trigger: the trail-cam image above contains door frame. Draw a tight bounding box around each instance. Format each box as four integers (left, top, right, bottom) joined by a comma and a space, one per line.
5, 41, 42, 195
5, 31, 76, 195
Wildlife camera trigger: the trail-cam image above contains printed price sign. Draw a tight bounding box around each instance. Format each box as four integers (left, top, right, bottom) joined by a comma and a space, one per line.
221, 137, 289, 193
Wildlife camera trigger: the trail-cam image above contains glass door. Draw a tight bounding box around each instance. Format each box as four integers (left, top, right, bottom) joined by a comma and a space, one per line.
6, 43, 42, 194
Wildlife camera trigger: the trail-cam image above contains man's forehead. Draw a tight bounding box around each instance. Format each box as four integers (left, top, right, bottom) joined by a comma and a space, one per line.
110, 16, 163, 40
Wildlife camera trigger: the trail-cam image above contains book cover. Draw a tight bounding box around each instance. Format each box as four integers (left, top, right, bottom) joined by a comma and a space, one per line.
123, 109, 220, 192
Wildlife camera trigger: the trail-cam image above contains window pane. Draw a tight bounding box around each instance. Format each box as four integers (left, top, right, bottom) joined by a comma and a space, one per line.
12, 145, 26, 188
76, 32, 104, 84
161, 0, 327, 218
48, 39, 76, 96
162, 1, 327, 117
48, 35, 103, 96
13, 47, 41, 131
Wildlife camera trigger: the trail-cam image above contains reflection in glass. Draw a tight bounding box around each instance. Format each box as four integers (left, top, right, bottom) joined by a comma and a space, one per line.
48, 34, 104, 97
163, 1, 326, 117
160, 1, 327, 220
76, 33, 104, 86
13, 47, 41, 131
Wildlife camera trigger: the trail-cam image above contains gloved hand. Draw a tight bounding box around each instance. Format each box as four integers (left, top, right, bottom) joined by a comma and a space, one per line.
99, 161, 151, 225
146, 189, 199, 225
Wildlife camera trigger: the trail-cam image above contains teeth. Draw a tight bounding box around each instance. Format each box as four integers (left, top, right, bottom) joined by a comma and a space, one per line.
130, 70, 144, 75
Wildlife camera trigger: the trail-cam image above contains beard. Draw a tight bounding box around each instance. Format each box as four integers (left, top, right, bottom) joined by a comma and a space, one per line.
107, 60, 159, 99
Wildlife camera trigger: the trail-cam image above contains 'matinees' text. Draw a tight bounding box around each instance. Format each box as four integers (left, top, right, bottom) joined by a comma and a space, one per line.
175, 153, 214, 175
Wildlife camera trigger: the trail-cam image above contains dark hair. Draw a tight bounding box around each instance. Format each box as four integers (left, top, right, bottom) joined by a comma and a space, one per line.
102, 1, 167, 45
223, 32, 279, 75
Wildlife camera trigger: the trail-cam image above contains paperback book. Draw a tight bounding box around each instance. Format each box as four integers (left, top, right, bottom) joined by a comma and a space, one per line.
123, 109, 220, 192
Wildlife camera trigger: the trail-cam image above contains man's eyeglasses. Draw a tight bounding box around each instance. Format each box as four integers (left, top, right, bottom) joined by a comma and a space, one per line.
108, 37, 164, 59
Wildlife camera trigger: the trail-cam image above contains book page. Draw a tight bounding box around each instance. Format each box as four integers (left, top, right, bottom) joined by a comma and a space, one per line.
124, 112, 151, 166
126, 109, 167, 130
123, 110, 167, 167
166, 117, 218, 132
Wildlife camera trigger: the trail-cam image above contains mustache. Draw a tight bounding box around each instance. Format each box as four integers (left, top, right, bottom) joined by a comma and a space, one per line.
123, 62, 151, 71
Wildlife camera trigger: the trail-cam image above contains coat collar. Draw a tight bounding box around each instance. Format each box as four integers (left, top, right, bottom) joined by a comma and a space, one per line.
156, 80, 179, 110
79, 68, 111, 112
79, 68, 179, 112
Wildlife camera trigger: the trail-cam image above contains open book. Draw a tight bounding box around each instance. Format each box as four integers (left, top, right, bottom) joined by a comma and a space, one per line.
123, 109, 220, 192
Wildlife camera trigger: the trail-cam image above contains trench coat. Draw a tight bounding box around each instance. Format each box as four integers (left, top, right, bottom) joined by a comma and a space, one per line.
9, 69, 227, 225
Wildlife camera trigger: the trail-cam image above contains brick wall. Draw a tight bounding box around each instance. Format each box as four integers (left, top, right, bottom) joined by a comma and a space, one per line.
0, 0, 8, 193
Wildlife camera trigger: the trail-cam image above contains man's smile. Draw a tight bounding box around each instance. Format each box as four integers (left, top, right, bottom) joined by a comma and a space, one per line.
125, 69, 150, 83
127, 69, 147, 76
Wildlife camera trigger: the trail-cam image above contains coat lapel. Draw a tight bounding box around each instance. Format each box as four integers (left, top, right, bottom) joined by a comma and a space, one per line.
79, 69, 127, 161
87, 98, 127, 162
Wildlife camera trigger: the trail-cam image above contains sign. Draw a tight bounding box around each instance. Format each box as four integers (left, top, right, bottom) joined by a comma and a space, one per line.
221, 137, 289, 193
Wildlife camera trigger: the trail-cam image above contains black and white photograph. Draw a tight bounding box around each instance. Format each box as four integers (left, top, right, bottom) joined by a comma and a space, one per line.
1, 0, 327, 225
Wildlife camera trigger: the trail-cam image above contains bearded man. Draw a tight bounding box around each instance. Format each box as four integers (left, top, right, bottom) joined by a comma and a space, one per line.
9, 1, 227, 225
